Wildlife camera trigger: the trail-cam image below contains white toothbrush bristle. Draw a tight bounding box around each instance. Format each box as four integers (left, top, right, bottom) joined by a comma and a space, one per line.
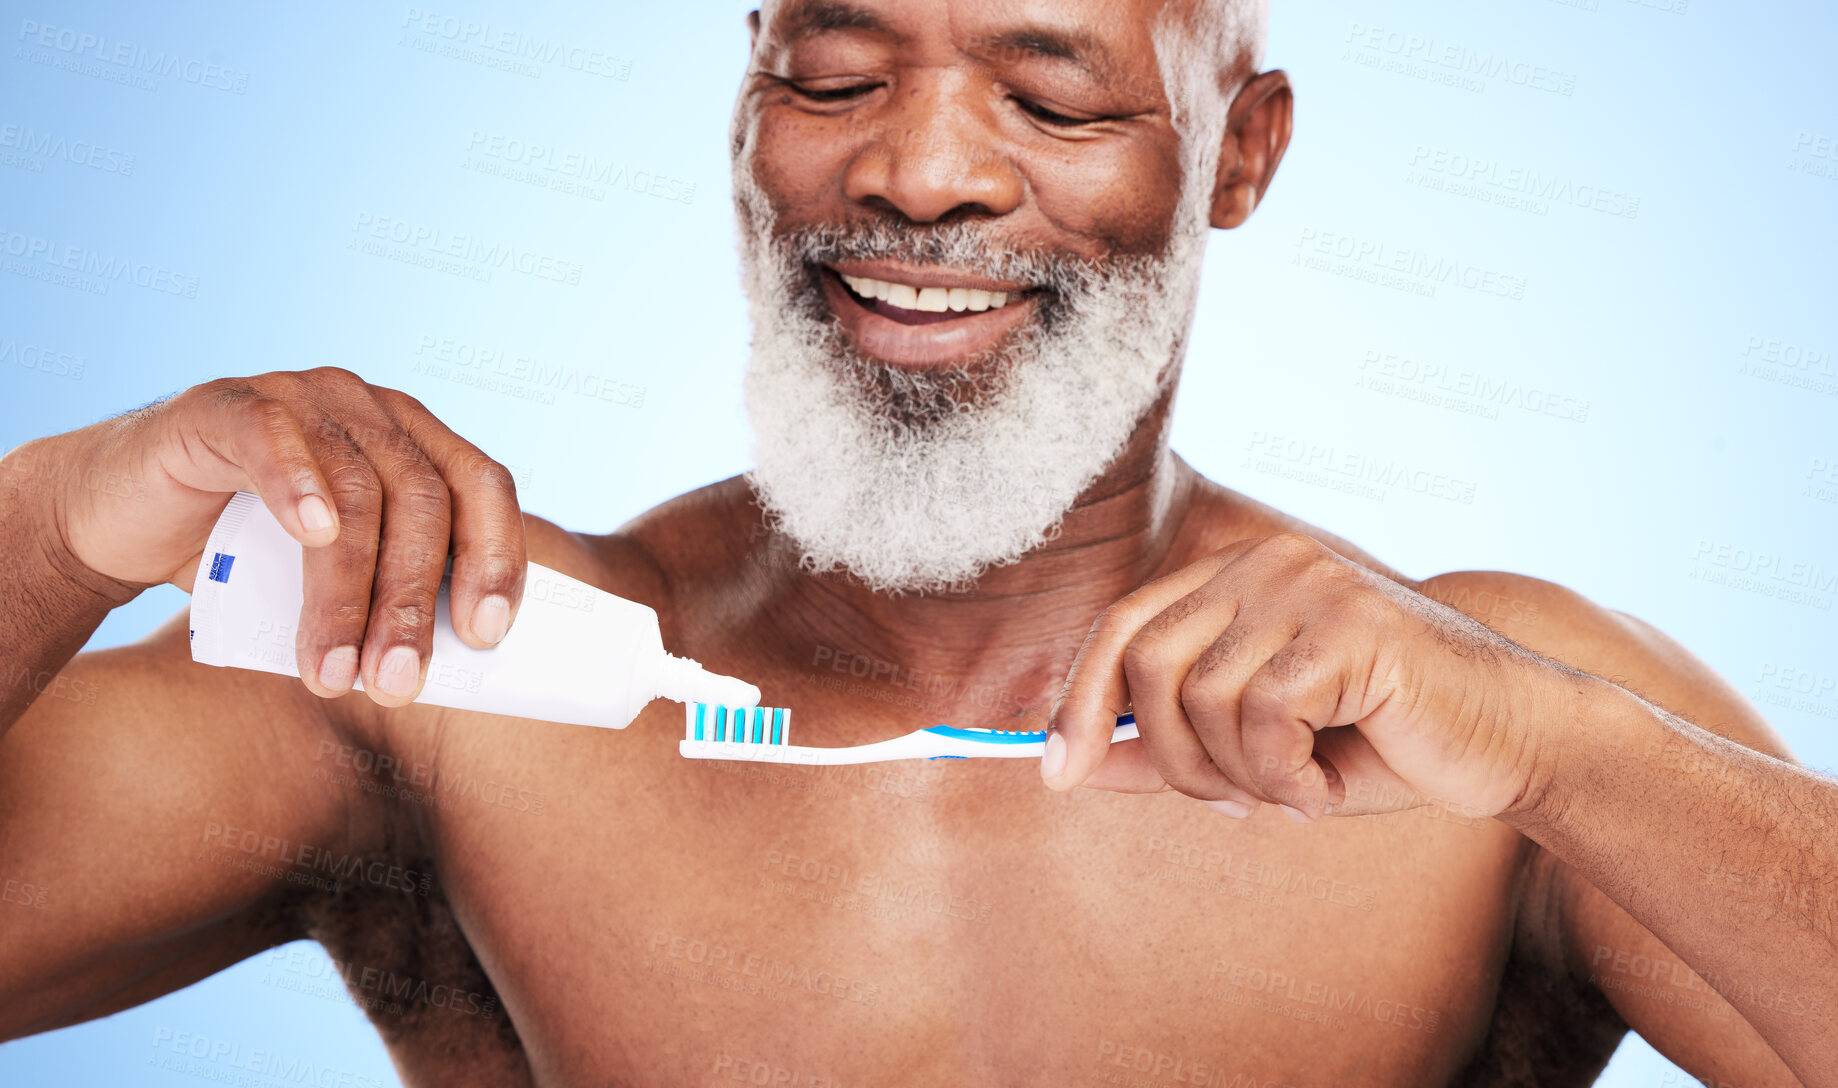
687, 703, 791, 746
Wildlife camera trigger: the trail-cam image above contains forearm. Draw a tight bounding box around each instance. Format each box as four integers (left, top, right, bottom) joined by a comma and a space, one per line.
0, 436, 145, 740
1506, 676, 1837, 1079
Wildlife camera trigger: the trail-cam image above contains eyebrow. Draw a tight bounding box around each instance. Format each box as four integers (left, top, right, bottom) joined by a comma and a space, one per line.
973, 25, 1118, 82
776, 0, 894, 43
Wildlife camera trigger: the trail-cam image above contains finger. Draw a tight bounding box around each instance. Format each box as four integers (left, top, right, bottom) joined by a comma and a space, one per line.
343, 408, 452, 706
1076, 739, 1169, 793
1080, 739, 1263, 818
379, 389, 527, 649
1044, 558, 1223, 791
1178, 609, 1309, 806
1120, 579, 1253, 802
1238, 634, 1355, 819
211, 393, 340, 548
292, 420, 384, 699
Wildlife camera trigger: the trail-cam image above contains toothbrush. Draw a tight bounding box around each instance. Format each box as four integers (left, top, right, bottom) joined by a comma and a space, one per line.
678, 703, 1139, 765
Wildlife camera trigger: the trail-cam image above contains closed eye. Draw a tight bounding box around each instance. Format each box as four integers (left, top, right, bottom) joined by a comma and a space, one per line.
1012, 96, 1103, 127
788, 80, 882, 103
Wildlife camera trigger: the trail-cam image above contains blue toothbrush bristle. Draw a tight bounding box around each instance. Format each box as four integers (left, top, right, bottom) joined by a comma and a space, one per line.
687, 703, 790, 745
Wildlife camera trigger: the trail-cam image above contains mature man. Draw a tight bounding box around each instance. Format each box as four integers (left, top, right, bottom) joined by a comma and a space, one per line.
1, 1, 1831, 1085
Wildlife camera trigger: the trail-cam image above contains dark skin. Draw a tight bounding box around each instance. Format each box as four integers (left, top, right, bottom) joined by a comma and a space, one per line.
0, 0, 1830, 1085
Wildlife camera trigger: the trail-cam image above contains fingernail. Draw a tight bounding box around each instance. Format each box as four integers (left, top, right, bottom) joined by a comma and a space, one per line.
377, 646, 421, 697
472, 595, 511, 645
1204, 799, 1252, 819
318, 645, 359, 691
1040, 731, 1067, 781
1280, 805, 1313, 824
297, 494, 335, 534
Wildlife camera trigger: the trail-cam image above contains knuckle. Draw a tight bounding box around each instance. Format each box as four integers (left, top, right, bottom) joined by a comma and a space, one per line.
196, 377, 261, 408
1139, 591, 1205, 639
1261, 531, 1321, 560
1121, 637, 1175, 689
1157, 746, 1224, 795
1240, 673, 1297, 721
381, 596, 438, 636
379, 386, 431, 418
321, 454, 382, 500
465, 547, 525, 590
242, 397, 301, 441
1190, 629, 1248, 681
317, 600, 373, 632
381, 457, 450, 504
1091, 600, 1152, 639
1179, 664, 1233, 715
304, 365, 365, 389
1264, 641, 1324, 689
466, 458, 519, 495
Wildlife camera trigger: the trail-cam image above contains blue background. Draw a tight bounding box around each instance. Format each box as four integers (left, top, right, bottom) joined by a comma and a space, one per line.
2, 1, 1833, 1084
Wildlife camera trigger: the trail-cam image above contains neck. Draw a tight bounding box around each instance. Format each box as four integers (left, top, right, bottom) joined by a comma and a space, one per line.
754, 387, 1199, 730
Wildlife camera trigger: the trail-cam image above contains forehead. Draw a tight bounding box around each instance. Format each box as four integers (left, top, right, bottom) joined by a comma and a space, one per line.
758, 0, 1184, 80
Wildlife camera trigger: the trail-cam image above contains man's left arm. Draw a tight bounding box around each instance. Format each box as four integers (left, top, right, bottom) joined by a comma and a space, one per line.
1046, 535, 1836, 1084
1427, 572, 1820, 1086
1494, 589, 1833, 1084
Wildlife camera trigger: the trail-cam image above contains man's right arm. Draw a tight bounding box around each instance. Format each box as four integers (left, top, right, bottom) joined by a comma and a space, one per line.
0, 369, 531, 1038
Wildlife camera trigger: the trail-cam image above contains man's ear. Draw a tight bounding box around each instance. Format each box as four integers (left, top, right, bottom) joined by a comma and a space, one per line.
1209, 70, 1293, 230
747, 10, 762, 49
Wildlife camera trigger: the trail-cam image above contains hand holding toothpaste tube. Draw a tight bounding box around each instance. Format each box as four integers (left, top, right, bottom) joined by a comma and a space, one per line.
27, 367, 532, 707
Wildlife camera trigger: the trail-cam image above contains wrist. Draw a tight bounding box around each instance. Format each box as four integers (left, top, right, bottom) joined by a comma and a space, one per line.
4, 437, 148, 610
1498, 665, 1632, 833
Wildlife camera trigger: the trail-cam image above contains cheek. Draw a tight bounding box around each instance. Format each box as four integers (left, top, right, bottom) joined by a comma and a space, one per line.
1023, 136, 1187, 257
744, 105, 858, 220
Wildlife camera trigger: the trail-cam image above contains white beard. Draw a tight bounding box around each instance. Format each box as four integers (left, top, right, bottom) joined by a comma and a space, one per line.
736, 173, 1211, 596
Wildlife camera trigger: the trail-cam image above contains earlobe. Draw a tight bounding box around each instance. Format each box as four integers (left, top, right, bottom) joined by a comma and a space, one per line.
1208, 70, 1295, 231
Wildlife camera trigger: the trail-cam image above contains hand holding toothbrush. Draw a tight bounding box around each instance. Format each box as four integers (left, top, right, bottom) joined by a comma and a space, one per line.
1041, 532, 1578, 824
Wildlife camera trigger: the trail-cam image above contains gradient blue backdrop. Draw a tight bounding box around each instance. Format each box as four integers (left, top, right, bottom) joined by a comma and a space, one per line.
2, 1, 1834, 1084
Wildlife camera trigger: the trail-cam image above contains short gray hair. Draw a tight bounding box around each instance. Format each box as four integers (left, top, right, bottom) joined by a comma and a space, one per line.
1152, 0, 1270, 237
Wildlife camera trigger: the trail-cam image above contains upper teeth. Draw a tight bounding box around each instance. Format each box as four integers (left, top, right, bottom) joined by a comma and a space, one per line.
839, 274, 1011, 313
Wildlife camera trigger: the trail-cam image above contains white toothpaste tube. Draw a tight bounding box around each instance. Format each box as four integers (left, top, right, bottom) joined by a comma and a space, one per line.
188, 491, 759, 729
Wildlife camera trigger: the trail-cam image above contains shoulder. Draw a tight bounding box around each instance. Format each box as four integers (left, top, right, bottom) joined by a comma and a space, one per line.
1413, 569, 1792, 760
1182, 474, 1408, 583
1178, 470, 1788, 758
519, 474, 760, 629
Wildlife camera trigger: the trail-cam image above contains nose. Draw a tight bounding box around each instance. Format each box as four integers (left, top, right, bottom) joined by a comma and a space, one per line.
840, 70, 1024, 223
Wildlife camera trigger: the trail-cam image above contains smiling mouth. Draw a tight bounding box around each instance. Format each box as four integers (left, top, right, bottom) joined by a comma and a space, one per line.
820, 265, 1039, 368
836, 272, 1020, 326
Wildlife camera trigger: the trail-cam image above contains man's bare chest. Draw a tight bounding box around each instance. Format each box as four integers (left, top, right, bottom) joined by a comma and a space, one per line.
400, 713, 1528, 1087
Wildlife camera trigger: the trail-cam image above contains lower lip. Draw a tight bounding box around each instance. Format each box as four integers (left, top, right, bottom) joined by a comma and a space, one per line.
820, 270, 1034, 369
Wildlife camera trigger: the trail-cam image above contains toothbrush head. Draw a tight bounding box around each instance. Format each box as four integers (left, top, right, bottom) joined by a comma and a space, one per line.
686, 702, 791, 747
